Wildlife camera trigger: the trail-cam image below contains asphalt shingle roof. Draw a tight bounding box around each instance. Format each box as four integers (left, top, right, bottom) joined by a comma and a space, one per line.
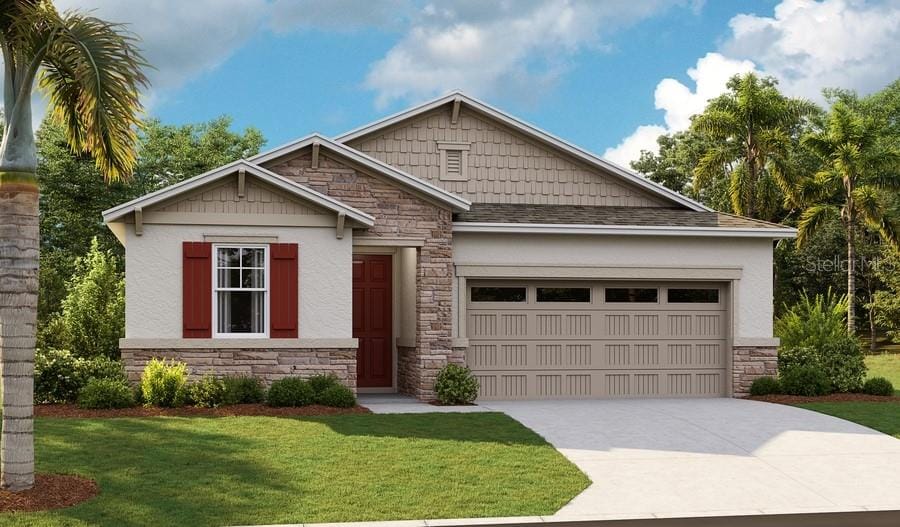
453, 204, 788, 230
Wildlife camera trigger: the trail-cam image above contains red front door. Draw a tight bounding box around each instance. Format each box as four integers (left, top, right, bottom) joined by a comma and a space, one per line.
353, 255, 393, 388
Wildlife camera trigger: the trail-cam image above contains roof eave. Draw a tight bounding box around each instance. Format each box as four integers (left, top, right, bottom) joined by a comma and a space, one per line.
452, 222, 798, 239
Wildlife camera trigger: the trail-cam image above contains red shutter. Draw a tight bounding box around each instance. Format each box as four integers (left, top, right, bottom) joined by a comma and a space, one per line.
183, 242, 212, 338
270, 243, 299, 338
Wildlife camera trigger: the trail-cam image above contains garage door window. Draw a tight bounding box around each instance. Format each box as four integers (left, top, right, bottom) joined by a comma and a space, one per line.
471, 287, 526, 302
668, 288, 719, 303
605, 287, 658, 303
537, 287, 590, 302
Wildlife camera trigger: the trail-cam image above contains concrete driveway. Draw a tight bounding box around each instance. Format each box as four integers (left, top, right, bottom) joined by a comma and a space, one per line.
482, 399, 900, 520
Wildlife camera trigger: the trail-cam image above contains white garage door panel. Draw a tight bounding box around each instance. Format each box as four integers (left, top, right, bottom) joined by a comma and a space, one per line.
466, 282, 728, 400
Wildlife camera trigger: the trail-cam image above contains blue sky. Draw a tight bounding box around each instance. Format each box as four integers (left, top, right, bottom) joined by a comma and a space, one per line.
54, 0, 900, 166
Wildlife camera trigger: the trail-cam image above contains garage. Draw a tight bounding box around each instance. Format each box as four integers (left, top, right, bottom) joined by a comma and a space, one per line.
466, 281, 729, 399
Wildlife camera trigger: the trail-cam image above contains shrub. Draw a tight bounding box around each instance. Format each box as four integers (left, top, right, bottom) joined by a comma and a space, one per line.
819, 338, 866, 392
750, 376, 782, 396
34, 348, 83, 403
267, 378, 314, 407
435, 364, 479, 405
780, 365, 832, 396
862, 377, 895, 396
77, 378, 136, 409
778, 346, 820, 373
78, 356, 128, 383
187, 375, 227, 408
775, 290, 848, 350
222, 375, 266, 405
140, 359, 188, 407
317, 384, 356, 408
308, 374, 340, 398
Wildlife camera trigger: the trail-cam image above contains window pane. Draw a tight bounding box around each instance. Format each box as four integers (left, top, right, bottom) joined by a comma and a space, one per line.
242, 247, 265, 268
217, 248, 240, 267
217, 291, 265, 333
668, 288, 719, 303
537, 287, 590, 302
217, 268, 240, 288
471, 287, 526, 302
242, 269, 264, 288
605, 288, 658, 303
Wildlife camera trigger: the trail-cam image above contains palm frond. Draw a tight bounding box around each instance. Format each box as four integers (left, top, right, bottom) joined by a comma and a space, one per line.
796, 204, 840, 247
854, 186, 900, 249
691, 109, 741, 139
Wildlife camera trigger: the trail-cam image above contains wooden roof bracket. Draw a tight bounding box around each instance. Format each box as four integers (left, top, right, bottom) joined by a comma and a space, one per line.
451, 97, 461, 125
237, 167, 246, 198
336, 212, 346, 239
311, 141, 320, 169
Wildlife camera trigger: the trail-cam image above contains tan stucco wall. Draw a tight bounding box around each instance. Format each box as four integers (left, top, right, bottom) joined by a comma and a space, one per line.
452, 233, 776, 340
123, 223, 352, 339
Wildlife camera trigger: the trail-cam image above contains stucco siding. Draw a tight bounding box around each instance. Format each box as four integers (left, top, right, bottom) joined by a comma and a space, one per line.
348, 107, 669, 207
123, 223, 352, 339
453, 233, 775, 340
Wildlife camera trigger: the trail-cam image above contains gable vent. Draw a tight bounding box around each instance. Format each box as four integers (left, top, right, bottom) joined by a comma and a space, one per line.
446, 149, 462, 176
438, 141, 470, 181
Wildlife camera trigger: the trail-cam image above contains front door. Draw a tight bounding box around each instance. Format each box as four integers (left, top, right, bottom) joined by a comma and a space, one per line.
352, 255, 393, 388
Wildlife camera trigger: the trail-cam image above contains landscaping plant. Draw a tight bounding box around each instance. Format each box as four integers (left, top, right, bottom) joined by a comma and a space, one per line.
77, 378, 136, 409
187, 375, 227, 408
435, 364, 479, 405
140, 359, 188, 407
775, 290, 849, 350
222, 375, 266, 405
863, 377, 895, 396
750, 376, 782, 396
267, 378, 315, 407
317, 384, 357, 408
780, 365, 832, 396
34, 349, 83, 404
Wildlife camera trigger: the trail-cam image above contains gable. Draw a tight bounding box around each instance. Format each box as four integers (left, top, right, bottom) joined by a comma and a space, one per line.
149, 177, 328, 216
346, 106, 670, 207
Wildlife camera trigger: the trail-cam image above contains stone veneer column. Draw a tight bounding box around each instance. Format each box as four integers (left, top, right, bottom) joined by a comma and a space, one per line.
732, 345, 778, 396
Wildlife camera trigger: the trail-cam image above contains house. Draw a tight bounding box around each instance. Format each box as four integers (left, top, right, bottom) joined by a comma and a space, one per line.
103, 92, 795, 400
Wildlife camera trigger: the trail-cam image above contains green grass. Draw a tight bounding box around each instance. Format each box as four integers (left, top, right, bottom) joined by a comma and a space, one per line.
1, 413, 588, 527
796, 402, 900, 439
865, 353, 900, 395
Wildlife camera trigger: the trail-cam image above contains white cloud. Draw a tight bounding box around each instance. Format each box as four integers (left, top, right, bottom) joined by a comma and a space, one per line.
606, 0, 900, 168
269, 0, 412, 32
364, 0, 688, 109
604, 53, 756, 165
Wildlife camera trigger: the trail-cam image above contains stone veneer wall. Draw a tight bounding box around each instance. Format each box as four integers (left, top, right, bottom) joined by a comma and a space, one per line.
267, 152, 460, 399
732, 345, 778, 396
121, 348, 357, 390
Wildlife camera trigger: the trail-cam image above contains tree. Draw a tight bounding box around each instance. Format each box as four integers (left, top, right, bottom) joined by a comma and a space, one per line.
796, 101, 900, 333
0, 1, 147, 491
691, 73, 818, 221
871, 247, 900, 344
631, 130, 710, 197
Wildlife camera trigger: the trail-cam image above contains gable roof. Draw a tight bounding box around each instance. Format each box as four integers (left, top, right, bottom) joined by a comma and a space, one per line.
102, 159, 376, 226
249, 134, 471, 211
331, 91, 710, 212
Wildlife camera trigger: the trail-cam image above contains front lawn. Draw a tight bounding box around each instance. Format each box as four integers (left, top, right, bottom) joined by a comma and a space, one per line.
865, 353, 900, 395
1, 413, 588, 527
796, 402, 900, 439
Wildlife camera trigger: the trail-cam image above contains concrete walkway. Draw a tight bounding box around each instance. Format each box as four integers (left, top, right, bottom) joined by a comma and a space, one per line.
484, 399, 900, 520
359, 394, 489, 414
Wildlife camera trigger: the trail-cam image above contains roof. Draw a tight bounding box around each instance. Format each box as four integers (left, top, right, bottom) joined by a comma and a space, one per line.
249, 134, 471, 211
330, 91, 710, 213
453, 204, 796, 238
102, 159, 375, 226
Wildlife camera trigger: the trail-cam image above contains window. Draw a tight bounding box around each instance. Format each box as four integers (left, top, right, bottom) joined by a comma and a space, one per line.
471, 287, 526, 302
668, 288, 719, 303
214, 246, 267, 336
537, 287, 591, 302
605, 287, 658, 303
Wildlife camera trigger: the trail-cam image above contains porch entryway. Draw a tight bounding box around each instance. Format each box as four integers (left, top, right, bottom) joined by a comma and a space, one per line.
352, 254, 393, 388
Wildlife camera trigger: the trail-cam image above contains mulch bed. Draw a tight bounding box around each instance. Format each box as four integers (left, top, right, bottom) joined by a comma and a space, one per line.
35, 403, 371, 418
750, 393, 900, 404
0, 474, 98, 512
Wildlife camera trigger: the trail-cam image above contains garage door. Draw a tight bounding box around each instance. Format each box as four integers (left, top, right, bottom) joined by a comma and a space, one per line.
466, 282, 728, 399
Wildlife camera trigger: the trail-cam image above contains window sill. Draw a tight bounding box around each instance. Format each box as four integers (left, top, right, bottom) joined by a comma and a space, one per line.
119, 338, 358, 349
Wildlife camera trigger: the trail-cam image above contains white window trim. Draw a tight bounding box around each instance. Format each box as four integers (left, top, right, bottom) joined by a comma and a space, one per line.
212, 244, 270, 338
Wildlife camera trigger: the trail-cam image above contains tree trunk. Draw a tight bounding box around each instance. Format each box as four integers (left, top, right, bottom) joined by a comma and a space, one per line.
869, 302, 877, 352
0, 169, 38, 492
847, 225, 856, 335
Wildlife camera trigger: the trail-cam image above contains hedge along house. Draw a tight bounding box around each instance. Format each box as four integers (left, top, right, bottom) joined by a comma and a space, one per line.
104, 92, 796, 400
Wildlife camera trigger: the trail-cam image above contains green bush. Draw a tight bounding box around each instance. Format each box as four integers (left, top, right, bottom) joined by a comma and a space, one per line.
308, 374, 340, 398
140, 359, 188, 407
778, 346, 820, 373
435, 364, 479, 405
750, 376, 782, 396
78, 356, 128, 383
780, 365, 832, 396
779, 337, 866, 393
222, 375, 266, 405
862, 377, 895, 396
34, 348, 83, 403
187, 375, 227, 408
775, 290, 848, 350
317, 384, 356, 408
266, 378, 314, 407
77, 378, 136, 409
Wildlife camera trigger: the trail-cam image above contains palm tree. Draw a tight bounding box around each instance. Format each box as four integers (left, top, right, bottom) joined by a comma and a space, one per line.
1, 0, 147, 491
691, 73, 817, 221
796, 101, 900, 333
